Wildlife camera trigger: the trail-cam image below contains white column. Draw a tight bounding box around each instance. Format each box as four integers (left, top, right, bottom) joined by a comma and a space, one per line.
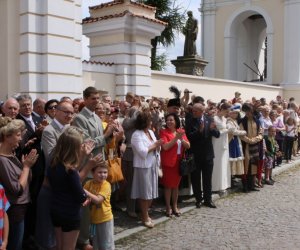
266, 32, 273, 83
20, 0, 83, 100
84, 14, 165, 99
283, 0, 300, 85
200, 0, 216, 77
0, 0, 20, 100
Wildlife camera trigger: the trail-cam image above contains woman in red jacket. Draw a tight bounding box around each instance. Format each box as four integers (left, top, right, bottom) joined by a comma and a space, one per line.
160, 113, 190, 217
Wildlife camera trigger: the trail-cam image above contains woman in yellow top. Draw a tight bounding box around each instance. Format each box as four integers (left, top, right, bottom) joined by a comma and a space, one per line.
84, 162, 114, 250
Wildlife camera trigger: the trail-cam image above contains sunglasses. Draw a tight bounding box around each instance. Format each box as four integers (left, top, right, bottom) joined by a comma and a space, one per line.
47, 105, 57, 110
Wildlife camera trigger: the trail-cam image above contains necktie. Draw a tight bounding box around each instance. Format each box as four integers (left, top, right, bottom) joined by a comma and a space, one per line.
29, 118, 36, 131
198, 117, 202, 125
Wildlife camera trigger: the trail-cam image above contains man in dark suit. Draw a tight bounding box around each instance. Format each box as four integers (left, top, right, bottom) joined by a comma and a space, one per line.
16, 94, 46, 249
185, 103, 220, 208
16, 95, 45, 194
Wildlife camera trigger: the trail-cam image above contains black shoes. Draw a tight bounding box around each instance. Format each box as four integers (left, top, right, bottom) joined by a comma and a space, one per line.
196, 198, 216, 209
203, 201, 217, 208
265, 180, 274, 185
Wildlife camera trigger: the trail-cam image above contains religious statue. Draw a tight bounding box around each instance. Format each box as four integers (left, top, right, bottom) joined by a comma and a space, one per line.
182, 11, 198, 57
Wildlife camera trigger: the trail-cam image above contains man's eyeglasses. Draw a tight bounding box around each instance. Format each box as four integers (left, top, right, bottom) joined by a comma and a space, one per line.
47, 105, 57, 110
57, 108, 74, 116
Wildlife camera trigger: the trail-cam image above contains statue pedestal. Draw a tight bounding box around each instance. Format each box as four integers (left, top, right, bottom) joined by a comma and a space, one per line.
171, 56, 209, 76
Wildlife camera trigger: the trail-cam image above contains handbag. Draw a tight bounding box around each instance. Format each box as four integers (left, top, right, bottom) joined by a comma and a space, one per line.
107, 157, 124, 184
157, 164, 163, 178
155, 149, 163, 178
179, 149, 195, 176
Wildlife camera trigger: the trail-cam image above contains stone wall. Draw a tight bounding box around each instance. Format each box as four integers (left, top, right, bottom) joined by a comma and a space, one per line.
82, 67, 284, 102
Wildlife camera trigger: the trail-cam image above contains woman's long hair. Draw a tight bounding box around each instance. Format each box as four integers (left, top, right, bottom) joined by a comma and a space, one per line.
51, 126, 83, 169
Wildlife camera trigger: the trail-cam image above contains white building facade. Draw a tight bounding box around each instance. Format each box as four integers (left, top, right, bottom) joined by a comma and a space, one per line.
1, 0, 297, 102
201, 0, 300, 94
0, 0, 83, 100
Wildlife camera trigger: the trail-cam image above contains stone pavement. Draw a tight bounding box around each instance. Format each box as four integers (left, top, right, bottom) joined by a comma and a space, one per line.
114, 159, 300, 249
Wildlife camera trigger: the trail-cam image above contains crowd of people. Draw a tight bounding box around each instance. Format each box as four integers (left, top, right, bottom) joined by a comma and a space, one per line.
0, 86, 299, 250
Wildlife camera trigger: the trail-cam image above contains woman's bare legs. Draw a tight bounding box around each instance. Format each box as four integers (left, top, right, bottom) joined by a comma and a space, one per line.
164, 188, 172, 215
62, 230, 79, 250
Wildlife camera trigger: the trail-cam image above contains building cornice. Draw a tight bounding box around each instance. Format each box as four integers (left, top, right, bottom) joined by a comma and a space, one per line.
89, 0, 156, 11
82, 10, 167, 26
284, 0, 300, 5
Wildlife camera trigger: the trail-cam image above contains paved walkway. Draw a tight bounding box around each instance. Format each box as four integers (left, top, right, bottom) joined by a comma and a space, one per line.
114, 160, 300, 249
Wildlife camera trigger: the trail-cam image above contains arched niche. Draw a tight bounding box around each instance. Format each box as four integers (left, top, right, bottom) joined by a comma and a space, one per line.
224, 6, 274, 84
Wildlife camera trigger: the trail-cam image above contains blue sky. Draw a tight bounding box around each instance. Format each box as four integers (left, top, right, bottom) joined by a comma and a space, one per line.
82, 0, 202, 72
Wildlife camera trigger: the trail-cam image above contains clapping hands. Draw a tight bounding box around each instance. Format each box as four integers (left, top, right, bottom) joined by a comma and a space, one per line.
104, 122, 117, 137
81, 140, 95, 157
210, 121, 217, 130
22, 149, 38, 168
86, 153, 104, 171
175, 129, 185, 140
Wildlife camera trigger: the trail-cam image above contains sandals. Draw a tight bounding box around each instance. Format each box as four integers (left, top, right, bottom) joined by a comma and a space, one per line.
172, 210, 181, 217
165, 209, 174, 218
143, 219, 154, 228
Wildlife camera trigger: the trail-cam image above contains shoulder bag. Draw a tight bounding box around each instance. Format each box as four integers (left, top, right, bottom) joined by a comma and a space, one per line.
179, 149, 195, 176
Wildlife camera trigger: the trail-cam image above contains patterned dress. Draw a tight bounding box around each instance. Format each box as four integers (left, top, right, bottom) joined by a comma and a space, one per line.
227, 117, 246, 175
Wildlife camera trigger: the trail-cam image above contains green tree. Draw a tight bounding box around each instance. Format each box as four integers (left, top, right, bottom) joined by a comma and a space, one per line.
137, 0, 186, 70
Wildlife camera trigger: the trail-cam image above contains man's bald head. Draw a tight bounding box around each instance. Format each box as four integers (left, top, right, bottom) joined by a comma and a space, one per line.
33, 97, 46, 116
3, 98, 19, 119
192, 103, 205, 118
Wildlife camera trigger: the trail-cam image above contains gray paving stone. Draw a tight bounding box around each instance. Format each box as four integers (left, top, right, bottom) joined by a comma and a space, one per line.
115, 163, 300, 249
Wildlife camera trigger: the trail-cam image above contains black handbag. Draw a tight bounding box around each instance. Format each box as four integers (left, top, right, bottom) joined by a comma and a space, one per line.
179, 149, 196, 176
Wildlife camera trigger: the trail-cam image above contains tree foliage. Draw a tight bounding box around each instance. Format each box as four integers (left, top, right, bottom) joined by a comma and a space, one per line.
136, 0, 186, 70
152, 53, 167, 71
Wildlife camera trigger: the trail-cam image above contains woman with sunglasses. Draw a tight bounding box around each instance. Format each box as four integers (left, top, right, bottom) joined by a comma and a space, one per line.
44, 99, 59, 123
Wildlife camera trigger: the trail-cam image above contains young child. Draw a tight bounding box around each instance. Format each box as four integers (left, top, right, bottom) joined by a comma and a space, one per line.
0, 184, 10, 249
84, 163, 114, 250
285, 117, 296, 163
264, 126, 277, 185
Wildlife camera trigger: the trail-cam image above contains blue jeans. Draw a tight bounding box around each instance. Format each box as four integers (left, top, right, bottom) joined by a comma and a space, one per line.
7, 219, 24, 250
